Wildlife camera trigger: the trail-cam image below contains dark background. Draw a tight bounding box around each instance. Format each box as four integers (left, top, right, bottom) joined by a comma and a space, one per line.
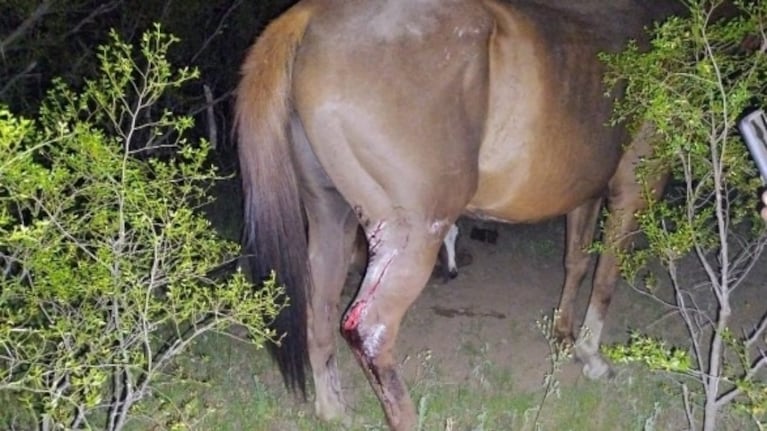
1, 0, 295, 166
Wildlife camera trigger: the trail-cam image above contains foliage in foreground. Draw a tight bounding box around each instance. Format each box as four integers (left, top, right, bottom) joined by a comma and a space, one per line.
600, 1, 767, 430
0, 25, 283, 430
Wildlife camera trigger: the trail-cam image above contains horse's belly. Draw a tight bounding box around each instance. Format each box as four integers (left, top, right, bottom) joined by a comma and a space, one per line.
466, 141, 619, 222
465, 0, 626, 222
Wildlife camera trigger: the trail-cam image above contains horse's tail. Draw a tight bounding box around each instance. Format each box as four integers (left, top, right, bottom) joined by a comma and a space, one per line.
234, 3, 314, 396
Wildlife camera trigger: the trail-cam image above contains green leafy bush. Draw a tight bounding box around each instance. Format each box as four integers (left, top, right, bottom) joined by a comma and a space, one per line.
599, 1, 767, 430
0, 25, 282, 431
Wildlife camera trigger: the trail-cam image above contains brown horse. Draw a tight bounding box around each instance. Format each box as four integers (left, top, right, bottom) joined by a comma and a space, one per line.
235, 1, 668, 429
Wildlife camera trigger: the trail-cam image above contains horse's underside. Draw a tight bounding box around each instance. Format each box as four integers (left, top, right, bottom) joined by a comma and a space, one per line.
236, 1, 669, 429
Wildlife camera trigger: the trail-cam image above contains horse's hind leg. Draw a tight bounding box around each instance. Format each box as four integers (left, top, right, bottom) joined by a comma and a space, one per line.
444, 223, 460, 279
575, 122, 668, 378
294, 119, 359, 421
304, 191, 358, 421
555, 196, 604, 342
342, 214, 450, 430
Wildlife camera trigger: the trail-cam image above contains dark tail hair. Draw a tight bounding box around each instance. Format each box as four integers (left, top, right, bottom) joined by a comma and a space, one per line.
234, 3, 314, 396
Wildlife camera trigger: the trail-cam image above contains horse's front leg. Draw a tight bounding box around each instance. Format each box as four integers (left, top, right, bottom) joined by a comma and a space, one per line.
555, 197, 603, 343
576, 122, 668, 379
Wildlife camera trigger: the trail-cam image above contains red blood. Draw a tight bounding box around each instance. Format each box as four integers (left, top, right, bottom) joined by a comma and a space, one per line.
342, 300, 366, 332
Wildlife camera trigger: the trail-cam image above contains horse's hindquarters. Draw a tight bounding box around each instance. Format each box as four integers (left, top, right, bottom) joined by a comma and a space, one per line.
291, 1, 494, 219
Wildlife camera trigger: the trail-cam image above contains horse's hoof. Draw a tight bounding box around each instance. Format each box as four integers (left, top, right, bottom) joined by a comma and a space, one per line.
440, 266, 460, 284
581, 356, 613, 380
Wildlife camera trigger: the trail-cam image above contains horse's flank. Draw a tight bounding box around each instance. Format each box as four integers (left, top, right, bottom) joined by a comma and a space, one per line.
470, 0, 625, 222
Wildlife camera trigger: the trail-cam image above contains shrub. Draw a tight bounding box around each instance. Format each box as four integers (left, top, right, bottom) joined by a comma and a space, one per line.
0, 25, 283, 431
599, 1, 767, 430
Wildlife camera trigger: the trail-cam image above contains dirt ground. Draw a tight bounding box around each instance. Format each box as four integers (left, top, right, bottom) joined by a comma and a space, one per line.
341, 216, 665, 395
336, 214, 764, 405
208, 171, 764, 427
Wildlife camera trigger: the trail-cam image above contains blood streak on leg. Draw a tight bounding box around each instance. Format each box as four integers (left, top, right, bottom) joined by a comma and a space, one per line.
367, 221, 385, 257
341, 221, 389, 337
342, 300, 367, 332
341, 252, 396, 351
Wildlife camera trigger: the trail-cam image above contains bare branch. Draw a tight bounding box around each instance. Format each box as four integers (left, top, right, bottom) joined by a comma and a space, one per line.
203, 84, 218, 149
0, 60, 37, 98
682, 383, 697, 430
716, 353, 767, 408
0, 0, 55, 55
64, 0, 126, 38
746, 313, 767, 348
188, 88, 233, 117
189, 0, 244, 65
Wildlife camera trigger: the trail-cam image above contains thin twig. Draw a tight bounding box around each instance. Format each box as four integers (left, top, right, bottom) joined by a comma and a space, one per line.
203, 84, 218, 150
682, 383, 696, 430
189, 0, 244, 65
64, 0, 126, 38
0, 60, 37, 97
0, 0, 54, 55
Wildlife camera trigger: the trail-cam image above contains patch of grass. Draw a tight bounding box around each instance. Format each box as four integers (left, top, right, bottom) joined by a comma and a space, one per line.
525, 238, 559, 259
0, 391, 36, 430
98, 330, 759, 431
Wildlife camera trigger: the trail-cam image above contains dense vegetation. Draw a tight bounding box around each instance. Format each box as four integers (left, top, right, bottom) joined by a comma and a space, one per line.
1, 2, 295, 429
600, 1, 767, 429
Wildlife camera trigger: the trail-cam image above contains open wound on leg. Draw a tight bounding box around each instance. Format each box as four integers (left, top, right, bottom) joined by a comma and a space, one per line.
362, 324, 386, 358
342, 302, 387, 358
342, 300, 367, 335
342, 247, 397, 345
371, 363, 407, 419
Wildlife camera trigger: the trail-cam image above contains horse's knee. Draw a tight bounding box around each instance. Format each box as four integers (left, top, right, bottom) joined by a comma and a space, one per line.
341, 300, 389, 362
